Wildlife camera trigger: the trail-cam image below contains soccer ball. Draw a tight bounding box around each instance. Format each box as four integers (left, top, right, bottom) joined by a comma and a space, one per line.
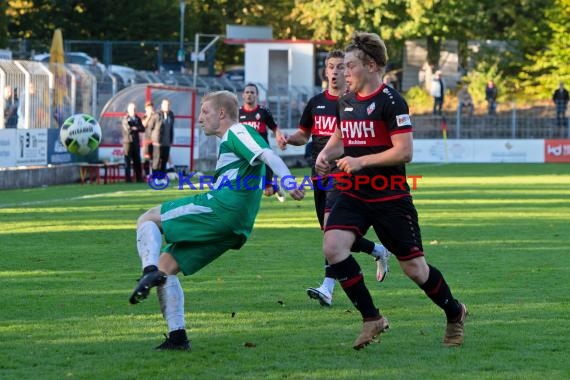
59, 114, 102, 155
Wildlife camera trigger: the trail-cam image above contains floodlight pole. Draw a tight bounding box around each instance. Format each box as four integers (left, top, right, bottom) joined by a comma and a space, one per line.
192, 34, 221, 89
193, 33, 199, 89
178, 1, 186, 62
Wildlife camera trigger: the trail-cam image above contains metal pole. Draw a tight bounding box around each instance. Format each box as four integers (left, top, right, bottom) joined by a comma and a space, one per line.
511, 100, 516, 138
179, 1, 186, 57
191, 34, 220, 89
456, 101, 461, 138
193, 34, 199, 89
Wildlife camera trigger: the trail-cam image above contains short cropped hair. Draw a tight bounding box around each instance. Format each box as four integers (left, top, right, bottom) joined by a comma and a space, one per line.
325, 49, 345, 65
202, 90, 239, 120
244, 83, 259, 94
322, 50, 345, 81
345, 32, 388, 69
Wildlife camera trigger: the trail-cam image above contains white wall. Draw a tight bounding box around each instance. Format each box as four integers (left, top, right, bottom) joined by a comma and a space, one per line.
412, 139, 545, 163
244, 42, 314, 100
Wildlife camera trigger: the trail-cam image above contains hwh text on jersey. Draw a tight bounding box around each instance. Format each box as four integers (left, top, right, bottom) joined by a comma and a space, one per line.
242, 121, 261, 130
340, 120, 384, 146
340, 120, 376, 138
313, 115, 336, 135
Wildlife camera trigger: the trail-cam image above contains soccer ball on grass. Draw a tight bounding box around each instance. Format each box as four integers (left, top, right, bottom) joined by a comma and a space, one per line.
59, 113, 102, 155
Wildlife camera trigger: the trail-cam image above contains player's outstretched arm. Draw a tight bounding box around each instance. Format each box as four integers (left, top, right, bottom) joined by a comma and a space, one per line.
282, 128, 311, 149
258, 149, 305, 201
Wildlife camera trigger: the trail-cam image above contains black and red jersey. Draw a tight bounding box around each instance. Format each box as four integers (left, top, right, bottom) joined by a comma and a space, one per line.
336, 84, 413, 202
239, 105, 278, 142
299, 90, 339, 163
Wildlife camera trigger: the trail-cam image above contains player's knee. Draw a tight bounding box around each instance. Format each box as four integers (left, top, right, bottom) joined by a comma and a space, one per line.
400, 258, 429, 284
159, 253, 180, 275
323, 236, 348, 262
137, 207, 161, 229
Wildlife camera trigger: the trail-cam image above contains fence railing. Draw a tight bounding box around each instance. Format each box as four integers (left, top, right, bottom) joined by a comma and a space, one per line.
413, 113, 569, 139
2, 58, 568, 140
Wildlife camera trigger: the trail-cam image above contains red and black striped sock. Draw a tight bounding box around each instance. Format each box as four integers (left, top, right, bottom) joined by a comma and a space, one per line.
331, 255, 379, 319
351, 237, 375, 254
419, 264, 461, 321
324, 259, 336, 279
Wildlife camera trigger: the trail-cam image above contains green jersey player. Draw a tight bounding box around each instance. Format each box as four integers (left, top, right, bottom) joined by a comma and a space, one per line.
129, 90, 305, 350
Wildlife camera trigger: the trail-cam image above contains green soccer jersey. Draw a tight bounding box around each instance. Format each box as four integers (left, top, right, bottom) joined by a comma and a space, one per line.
209, 123, 269, 236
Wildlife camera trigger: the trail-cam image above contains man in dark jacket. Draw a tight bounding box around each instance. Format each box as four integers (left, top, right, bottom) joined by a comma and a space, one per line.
3, 85, 18, 128
485, 80, 498, 115
152, 99, 174, 173
122, 102, 144, 182
553, 82, 569, 127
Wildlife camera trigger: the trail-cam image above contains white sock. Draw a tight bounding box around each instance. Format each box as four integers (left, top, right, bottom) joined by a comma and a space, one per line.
157, 275, 185, 332
136, 221, 162, 270
323, 277, 336, 294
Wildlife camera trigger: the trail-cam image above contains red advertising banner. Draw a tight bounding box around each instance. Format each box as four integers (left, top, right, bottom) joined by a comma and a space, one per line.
544, 139, 570, 162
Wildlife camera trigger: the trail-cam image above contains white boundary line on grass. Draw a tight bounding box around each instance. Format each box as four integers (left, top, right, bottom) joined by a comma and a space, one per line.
0, 189, 149, 209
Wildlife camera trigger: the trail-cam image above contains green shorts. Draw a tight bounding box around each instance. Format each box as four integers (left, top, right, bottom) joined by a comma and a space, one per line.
161, 192, 247, 276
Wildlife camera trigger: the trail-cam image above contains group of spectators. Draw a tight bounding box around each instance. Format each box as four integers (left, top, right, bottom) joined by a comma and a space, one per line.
121, 99, 174, 183
430, 74, 568, 125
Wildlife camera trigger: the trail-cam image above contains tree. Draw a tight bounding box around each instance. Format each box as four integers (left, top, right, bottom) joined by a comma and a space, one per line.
291, 0, 407, 72
520, 0, 570, 99
0, 2, 8, 49
4, 0, 568, 103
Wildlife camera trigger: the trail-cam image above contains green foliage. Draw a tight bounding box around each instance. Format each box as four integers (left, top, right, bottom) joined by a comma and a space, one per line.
3, 0, 568, 98
0, 2, 7, 48
519, 0, 570, 100
291, 0, 404, 57
462, 63, 506, 104
1, 164, 570, 379
403, 85, 433, 114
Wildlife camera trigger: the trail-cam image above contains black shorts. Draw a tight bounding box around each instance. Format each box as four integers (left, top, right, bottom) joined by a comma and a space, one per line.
325, 193, 424, 261
312, 176, 341, 228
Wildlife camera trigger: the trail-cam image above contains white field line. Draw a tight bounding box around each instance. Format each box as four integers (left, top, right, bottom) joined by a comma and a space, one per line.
0, 190, 149, 209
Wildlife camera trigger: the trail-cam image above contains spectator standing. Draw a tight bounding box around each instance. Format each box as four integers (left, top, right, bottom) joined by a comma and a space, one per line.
431, 70, 445, 115
3, 85, 18, 128
485, 80, 498, 115
18, 82, 48, 128
152, 99, 175, 173
552, 81, 569, 127
142, 101, 158, 177
457, 83, 474, 116
121, 102, 144, 183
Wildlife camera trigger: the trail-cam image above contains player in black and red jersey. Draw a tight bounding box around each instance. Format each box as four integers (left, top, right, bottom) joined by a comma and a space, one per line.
315, 32, 467, 350
239, 83, 286, 201
279, 50, 391, 307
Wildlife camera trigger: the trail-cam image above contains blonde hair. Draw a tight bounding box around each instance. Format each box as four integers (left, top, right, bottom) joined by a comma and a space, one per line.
202, 90, 239, 120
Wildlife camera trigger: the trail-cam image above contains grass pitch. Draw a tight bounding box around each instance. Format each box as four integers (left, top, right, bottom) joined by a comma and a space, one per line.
1, 163, 569, 379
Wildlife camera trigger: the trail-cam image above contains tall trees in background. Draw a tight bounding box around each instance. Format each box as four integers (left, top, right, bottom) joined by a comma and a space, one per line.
3, 0, 568, 100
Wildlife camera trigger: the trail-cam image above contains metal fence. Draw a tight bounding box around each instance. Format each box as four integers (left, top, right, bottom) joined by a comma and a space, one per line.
413, 112, 570, 139
2, 58, 568, 140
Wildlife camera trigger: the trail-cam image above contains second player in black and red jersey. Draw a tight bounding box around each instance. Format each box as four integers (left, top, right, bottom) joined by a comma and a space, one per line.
279, 50, 391, 308
239, 83, 285, 200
